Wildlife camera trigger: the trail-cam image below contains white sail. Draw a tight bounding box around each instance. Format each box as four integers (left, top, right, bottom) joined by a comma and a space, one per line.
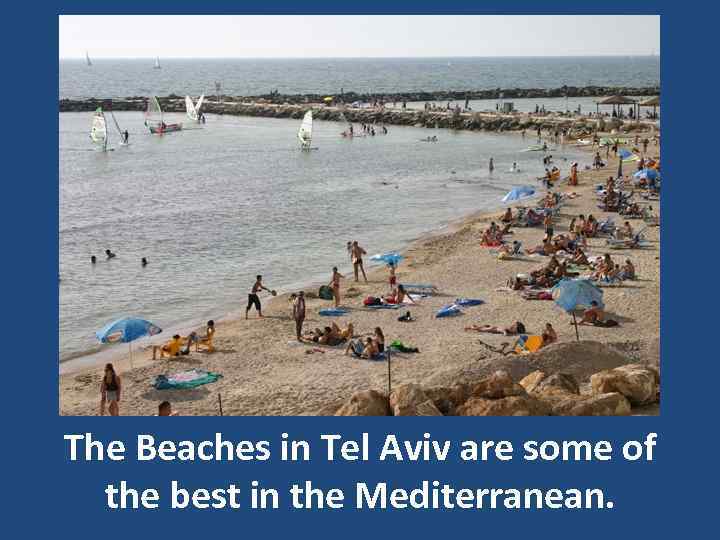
185, 95, 198, 121
154, 56, 161, 69
298, 110, 313, 148
90, 107, 107, 150
109, 111, 124, 138
195, 94, 204, 114
86, 52, 92, 66
145, 96, 163, 126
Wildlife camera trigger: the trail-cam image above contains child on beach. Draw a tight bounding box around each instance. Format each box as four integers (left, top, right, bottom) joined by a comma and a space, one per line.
388, 262, 397, 291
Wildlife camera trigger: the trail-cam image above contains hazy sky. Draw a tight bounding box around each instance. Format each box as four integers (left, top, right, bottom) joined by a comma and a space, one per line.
59, 15, 660, 58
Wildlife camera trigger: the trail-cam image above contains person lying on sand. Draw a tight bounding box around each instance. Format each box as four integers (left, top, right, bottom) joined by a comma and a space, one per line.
578, 301, 604, 325
465, 321, 526, 336
527, 239, 556, 256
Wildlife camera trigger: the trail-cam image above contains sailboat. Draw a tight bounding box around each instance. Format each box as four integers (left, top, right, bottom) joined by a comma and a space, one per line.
145, 96, 182, 134
86, 51, 92, 66
298, 111, 314, 150
154, 56, 161, 69
185, 94, 205, 122
90, 107, 108, 151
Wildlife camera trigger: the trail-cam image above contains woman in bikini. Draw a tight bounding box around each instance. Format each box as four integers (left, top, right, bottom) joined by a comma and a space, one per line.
100, 363, 121, 416
329, 267, 344, 307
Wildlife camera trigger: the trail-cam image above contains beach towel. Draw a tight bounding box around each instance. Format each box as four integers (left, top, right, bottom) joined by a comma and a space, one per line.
390, 340, 420, 353
153, 369, 222, 390
454, 298, 484, 307
366, 303, 401, 310
514, 335, 543, 354
319, 308, 348, 316
436, 304, 462, 318
400, 283, 438, 294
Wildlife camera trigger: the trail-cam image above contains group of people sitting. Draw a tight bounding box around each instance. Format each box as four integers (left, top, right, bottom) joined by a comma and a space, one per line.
480, 221, 512, 247
345, 327, 386, 359
589, 253, 636, 283
152, 321, 216, 359
303, 322, 354, 346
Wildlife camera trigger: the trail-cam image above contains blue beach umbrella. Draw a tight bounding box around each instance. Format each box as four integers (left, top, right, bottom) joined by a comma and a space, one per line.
96, 317, 162, 366
370, 252, 404, 266
552, 279, 604, 340
502, 185, 535, 203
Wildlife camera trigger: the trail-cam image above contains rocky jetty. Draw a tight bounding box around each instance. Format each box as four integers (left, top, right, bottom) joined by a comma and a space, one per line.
59, 85, 659, 135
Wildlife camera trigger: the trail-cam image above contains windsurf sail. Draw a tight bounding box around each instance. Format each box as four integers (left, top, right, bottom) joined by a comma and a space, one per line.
85, 51, 92, 66
298, 110, 313, 149
154, 56, 161, 69
90, 107, 107, 151
145, 96, 163, 127
195, 94, 204, 114
109, 111, 123, 138
185, 96, 198, 121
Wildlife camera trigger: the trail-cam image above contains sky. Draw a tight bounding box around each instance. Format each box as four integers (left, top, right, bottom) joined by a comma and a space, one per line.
59, 15, 660, 59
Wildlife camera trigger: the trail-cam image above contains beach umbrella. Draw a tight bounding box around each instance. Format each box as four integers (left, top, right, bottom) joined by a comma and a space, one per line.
502, 185, 535, 203
96, 317, 162, 367
370, 252, 404, 266
552, 279, 604, 341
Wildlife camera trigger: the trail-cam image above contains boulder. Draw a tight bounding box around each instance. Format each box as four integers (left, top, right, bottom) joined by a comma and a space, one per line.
469, 370, 526, 399
458, 395, 549, 416
425, 385, 470, 415
590, 364, 659, 405
550, 392, 631, 416
389, 384, 443, 416
335, 390, 390, 416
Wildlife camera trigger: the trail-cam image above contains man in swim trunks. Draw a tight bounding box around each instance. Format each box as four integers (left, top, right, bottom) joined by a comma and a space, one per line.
246, 275, 271, 319
351, 241, 367, 282
329, 267, 343, 307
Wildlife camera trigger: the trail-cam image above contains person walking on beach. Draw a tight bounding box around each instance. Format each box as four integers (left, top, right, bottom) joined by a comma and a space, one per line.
246, 275, 272, 319
100, 363, 121, 416
351, 241, 368, 282
292, 291, 306, 342
329, 267, 344, 307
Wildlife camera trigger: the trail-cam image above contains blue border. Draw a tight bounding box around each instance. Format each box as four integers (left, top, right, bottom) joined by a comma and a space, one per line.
3, 2, 717, 537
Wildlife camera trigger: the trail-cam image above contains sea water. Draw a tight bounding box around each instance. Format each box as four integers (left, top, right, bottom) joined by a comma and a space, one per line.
59, 110, 589, 364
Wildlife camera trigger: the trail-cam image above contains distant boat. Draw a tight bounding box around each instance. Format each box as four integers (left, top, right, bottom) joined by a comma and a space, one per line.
86, 51, 92, 66
298, 110, 313, 150
185, 94, 205, 122
145, 96, 182, 134
154, 56, 161, 69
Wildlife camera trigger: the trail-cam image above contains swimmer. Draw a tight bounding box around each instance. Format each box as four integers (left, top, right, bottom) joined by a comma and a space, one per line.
105, 249, 116, 259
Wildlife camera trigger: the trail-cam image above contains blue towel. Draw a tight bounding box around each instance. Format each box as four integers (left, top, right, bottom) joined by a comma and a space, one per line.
319, 308, 348, 316
436, 305, 462, 318
455, 298, 484, 306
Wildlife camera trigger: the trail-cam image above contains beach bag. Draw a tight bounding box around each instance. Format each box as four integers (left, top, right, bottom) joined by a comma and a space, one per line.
363, 296, 382, 306
318, 285, 334, 300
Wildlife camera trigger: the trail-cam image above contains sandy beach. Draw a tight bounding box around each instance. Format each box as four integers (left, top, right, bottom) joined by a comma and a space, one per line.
60, 134, 660, 416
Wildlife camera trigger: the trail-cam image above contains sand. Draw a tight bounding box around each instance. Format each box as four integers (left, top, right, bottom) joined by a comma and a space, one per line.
60, 135, 661, 416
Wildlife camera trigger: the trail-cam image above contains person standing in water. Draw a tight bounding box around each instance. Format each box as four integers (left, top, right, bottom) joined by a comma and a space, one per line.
246, 275, 272, 319
489, 157, 494, 173
329, 267, 344, 307
351, 241, 368, 282
123, 130, 129, 144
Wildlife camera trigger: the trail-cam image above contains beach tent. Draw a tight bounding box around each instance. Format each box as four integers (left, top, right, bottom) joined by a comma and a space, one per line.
552, 279, 604, 341
639, 96, 660, 119
595, 95, 637, 116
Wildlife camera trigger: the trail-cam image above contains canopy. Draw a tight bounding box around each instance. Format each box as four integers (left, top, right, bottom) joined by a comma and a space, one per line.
639, 96, 660, 107
96, 317, 162, 344
634, 168, 659, 181
502, 186, 535, 203
595, 95, 637, 105
552, 279, 604, 313
370, 252, 404, 266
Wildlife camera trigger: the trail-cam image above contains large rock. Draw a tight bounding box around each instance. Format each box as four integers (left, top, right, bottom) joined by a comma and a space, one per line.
550, 392, 631, 416
590, 364, 659, 405
469, 370, 526, 399
424, 385, 470, 416
335, 390, 390, 416
458, 395, 549, 416
389, 384, 443, 416
520, 371, 580, 395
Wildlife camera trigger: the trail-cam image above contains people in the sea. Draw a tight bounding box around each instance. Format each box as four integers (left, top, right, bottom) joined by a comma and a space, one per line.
292, 291, 306, 342
91, 255, 97, 264
141, 257, 148, 267
329, 266, 344, 307
489, 157, 494, 173
246, 275, 272, 319
105, 249, 116, 259
100, 363, 121, 416
123, 130, 129, 143
351, 241, 368, 282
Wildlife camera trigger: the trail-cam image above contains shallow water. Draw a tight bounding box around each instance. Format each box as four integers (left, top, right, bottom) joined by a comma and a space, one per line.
59, 111, 588, 362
